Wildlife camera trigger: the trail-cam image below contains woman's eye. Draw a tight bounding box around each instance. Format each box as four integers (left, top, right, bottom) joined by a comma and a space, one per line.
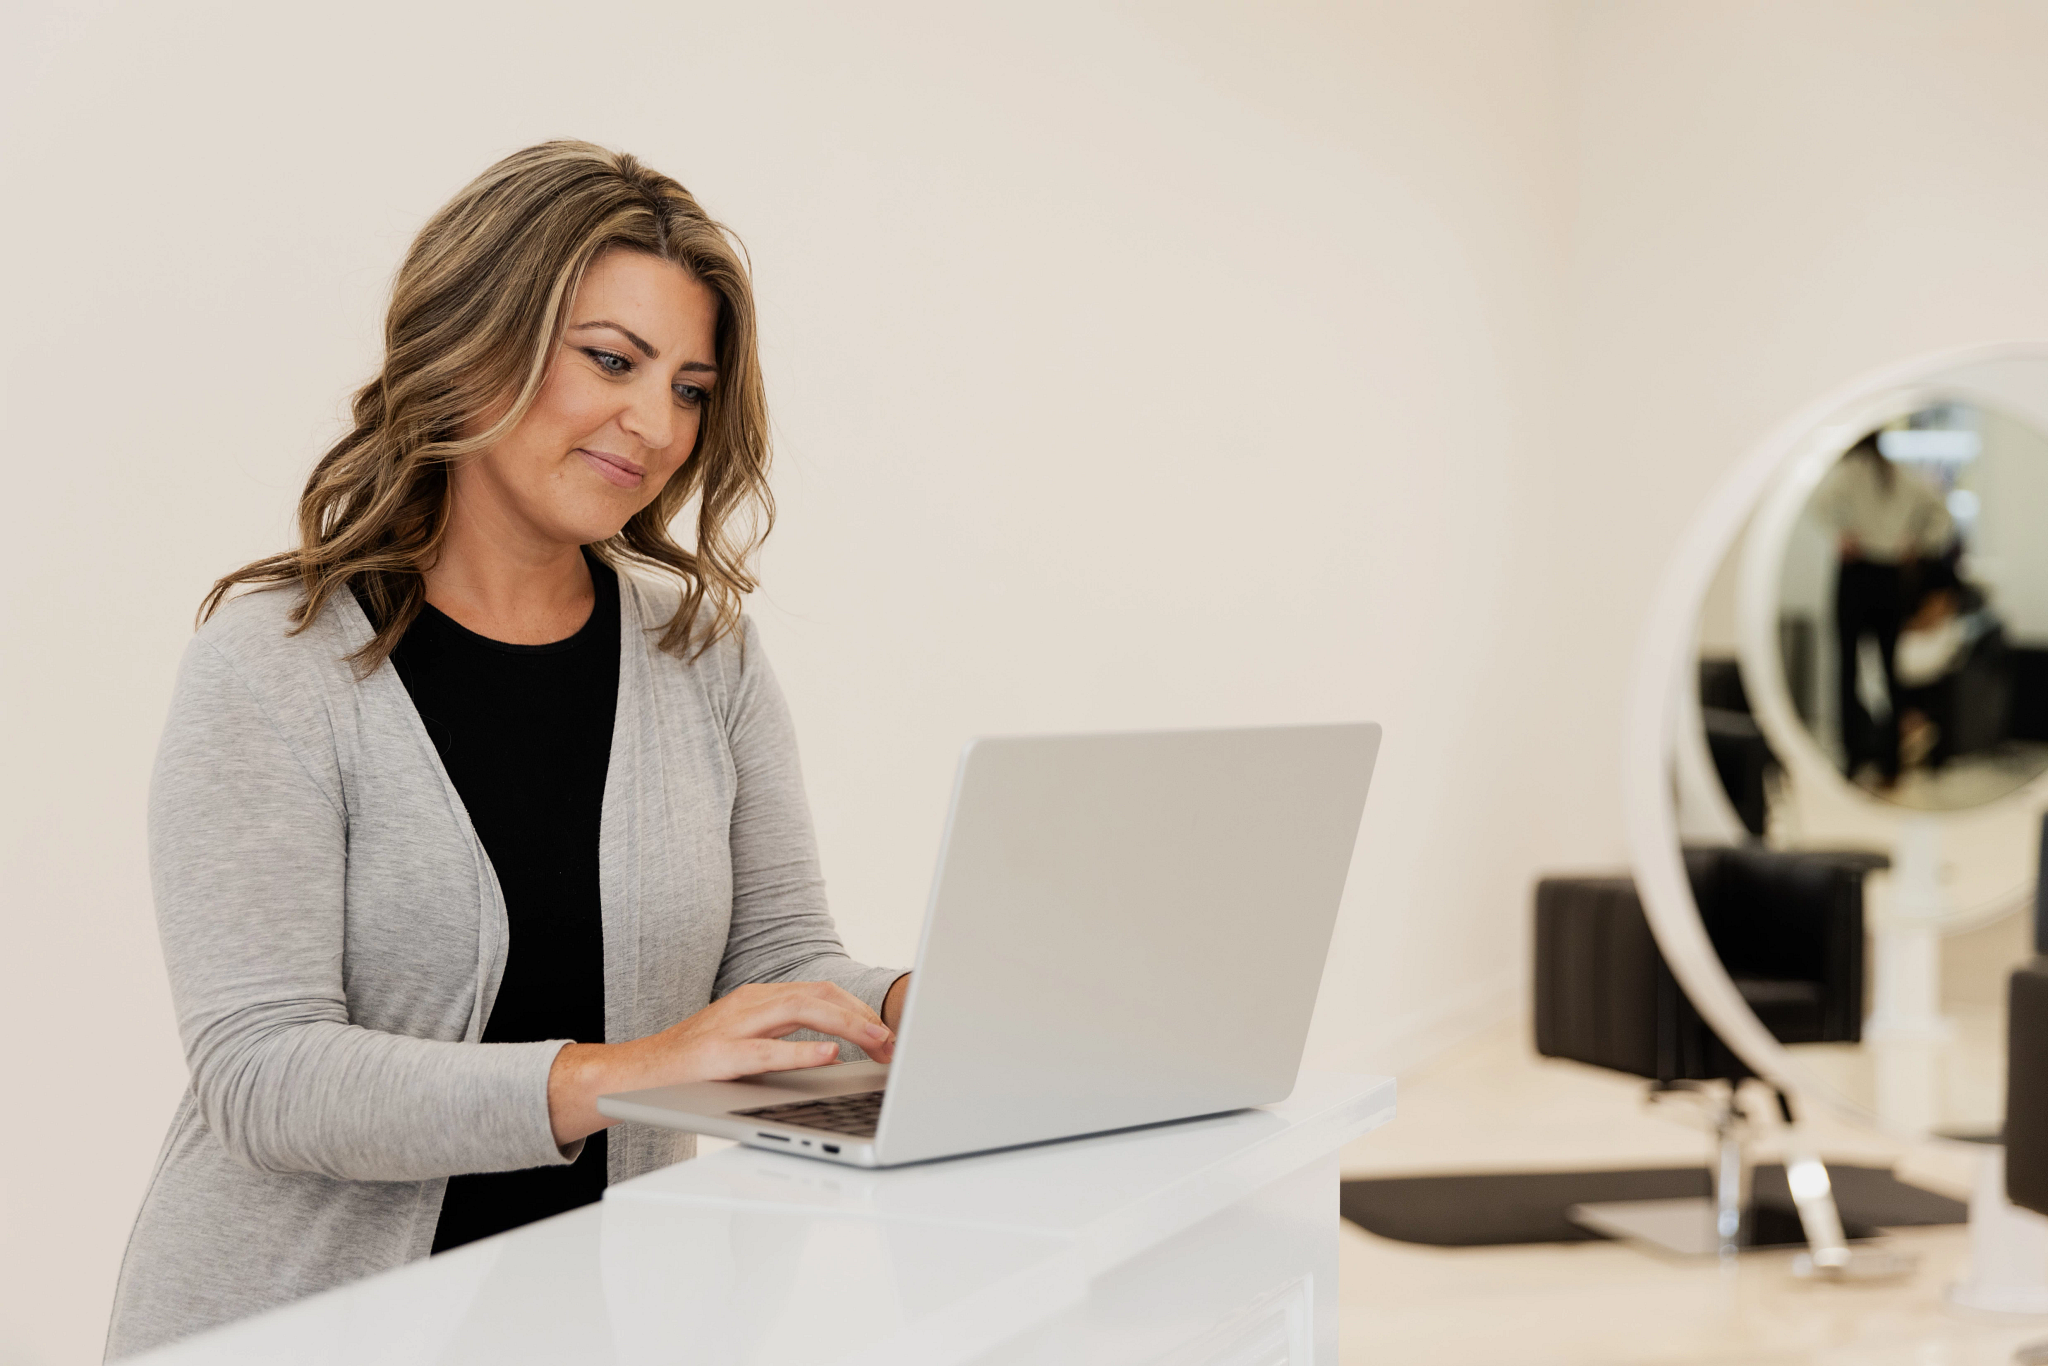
674, 384, 708, 407
585, 349, 631, 374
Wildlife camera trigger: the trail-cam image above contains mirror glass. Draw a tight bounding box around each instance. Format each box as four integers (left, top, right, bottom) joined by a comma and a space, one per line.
1675, 356, 2048, 1139
1776, 402, 2048, 809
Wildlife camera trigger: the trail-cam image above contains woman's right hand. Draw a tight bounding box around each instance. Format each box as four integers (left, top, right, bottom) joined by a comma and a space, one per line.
545, 981, 893, 1147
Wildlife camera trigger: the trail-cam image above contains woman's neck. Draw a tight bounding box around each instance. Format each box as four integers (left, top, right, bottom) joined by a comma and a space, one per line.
424, 494, 596, 646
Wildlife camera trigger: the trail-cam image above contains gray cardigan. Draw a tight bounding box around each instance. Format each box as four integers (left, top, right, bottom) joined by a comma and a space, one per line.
106, 573, 901, 1360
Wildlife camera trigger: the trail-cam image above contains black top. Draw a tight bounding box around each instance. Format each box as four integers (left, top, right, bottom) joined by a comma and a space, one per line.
366, 555, 620, 1254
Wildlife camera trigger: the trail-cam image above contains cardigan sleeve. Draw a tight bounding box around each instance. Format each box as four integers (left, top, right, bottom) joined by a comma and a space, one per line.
710, 620, 907, 1017
150, 637, 576, 1182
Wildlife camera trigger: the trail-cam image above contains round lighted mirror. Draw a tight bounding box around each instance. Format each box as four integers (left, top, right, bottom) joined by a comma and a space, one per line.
1636, 344, 2048, 1142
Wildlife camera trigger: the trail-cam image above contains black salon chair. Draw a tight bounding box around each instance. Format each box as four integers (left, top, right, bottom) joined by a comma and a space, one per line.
1534, 846, 1879, 1084
2004, 815, 2048, 1216
1532, 846, 1883, 1254
2009, 957, 2048, 1217
2002, 820, 2048, 1362
2009, 646, 2048, 743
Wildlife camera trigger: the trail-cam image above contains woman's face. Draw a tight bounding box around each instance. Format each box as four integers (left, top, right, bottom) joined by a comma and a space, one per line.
459, 247, 720, 549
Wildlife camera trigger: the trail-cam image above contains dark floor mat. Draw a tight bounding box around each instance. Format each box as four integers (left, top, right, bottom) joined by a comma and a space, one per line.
1339, 1163, 1967, 1247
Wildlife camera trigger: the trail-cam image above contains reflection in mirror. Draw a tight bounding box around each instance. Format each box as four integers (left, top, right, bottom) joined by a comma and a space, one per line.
1781, 403, 2048, 809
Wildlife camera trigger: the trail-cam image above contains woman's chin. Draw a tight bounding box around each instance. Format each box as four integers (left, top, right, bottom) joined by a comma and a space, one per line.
535, 500, 641, 550
568, 522, 632, 549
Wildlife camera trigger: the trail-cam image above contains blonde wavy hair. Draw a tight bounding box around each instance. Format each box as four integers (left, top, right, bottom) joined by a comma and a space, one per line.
204, 140, 772, 670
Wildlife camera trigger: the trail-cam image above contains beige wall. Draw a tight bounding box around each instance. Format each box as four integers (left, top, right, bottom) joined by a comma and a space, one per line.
9, 2, 2048, 1362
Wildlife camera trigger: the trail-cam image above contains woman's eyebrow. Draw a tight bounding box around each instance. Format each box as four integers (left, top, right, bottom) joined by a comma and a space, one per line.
570, 319, 660, 359
569, 319, 716, 375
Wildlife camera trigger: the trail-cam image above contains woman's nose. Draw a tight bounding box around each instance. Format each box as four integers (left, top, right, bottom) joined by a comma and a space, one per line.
621, 381, 676, 452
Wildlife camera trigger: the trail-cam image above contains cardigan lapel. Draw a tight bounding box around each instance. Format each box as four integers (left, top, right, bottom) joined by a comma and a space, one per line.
600, 573, 651, 1055
330, 588, 511, 1045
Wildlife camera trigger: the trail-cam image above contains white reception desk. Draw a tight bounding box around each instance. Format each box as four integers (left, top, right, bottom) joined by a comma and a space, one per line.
139, 1072, 1394, 1366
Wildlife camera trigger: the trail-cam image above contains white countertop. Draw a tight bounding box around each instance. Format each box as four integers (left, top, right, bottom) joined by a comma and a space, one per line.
141, 1072, 1394, 1366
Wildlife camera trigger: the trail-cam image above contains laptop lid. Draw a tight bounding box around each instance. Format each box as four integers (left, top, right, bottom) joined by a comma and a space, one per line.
872, 722, 1379, 1165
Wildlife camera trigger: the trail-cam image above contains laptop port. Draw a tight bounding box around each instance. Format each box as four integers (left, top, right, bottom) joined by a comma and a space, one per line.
822, 1144, 840, 1154
757, 1132, 790, 1142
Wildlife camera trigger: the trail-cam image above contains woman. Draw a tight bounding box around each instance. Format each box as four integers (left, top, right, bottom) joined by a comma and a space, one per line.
1809, 432, 1954, 786
107, 142, 909, 1359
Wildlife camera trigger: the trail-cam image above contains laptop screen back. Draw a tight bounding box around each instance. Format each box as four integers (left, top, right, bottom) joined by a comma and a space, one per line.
875, 723, 1380, 1164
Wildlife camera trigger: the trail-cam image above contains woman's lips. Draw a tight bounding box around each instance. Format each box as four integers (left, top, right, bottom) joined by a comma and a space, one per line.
576, 448, 645, 489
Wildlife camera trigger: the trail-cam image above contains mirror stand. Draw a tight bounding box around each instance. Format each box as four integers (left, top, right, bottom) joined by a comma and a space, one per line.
1867, 816, 1957, 1044
1864, 817, 1962, 1132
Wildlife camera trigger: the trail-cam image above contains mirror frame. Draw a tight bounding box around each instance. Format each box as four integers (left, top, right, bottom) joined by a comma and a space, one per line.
1625, 340, 2048, 1118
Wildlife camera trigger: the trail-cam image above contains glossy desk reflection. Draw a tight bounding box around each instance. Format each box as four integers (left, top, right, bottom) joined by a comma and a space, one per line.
138, 1073, 1393, 1365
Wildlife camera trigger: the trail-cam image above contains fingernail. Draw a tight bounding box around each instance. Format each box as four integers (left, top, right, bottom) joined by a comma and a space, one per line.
818, 1042, 838, 1055
865, 1024, 890, 1042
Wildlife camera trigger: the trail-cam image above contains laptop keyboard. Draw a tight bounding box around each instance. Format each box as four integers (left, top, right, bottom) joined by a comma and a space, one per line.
734, 1089, 885, 1138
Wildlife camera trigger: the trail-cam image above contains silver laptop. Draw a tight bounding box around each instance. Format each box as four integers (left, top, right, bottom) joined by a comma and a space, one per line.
596, 723, 1379, 1167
